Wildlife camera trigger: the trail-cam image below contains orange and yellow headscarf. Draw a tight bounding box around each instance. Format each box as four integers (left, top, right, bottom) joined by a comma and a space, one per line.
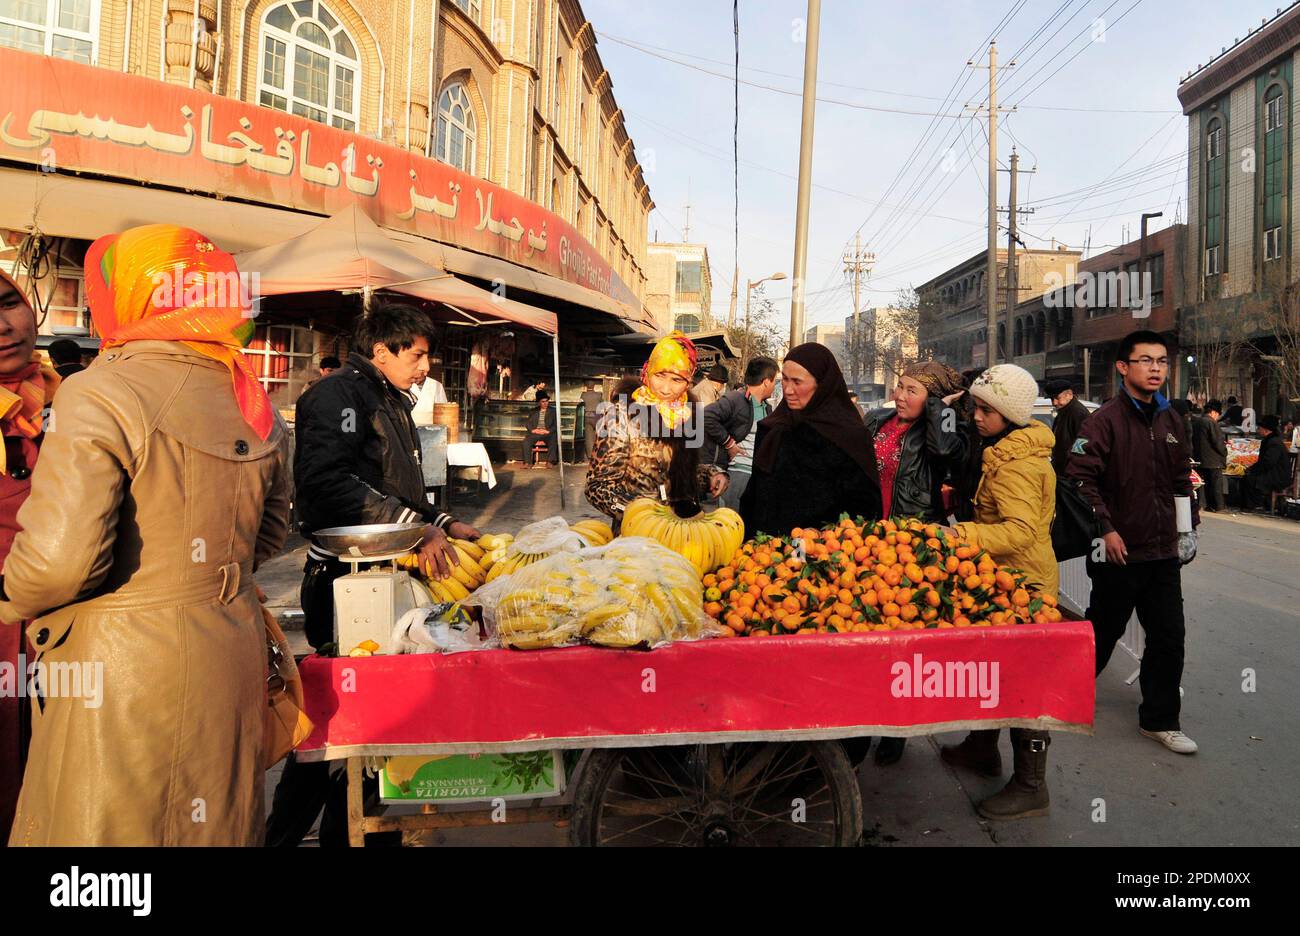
85, 224, 273, 440
632, 330, 697, 429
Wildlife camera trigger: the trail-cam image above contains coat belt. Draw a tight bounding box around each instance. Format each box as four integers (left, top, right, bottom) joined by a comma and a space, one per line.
76, 560, 256, 613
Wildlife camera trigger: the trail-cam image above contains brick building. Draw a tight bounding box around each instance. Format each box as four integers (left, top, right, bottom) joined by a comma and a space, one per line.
1178, 2, 1300, 415
0, 0, 656, 408
916, 245, 1081, 372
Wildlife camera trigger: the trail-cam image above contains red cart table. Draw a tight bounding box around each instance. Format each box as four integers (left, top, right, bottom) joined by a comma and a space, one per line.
295, 624, 1095, 846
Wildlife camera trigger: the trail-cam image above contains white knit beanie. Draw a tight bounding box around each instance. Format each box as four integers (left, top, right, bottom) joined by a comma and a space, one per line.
969, 364, 1038, 426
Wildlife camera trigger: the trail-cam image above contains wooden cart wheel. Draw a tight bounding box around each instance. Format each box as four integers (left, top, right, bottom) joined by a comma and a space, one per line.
570, 741, 863, 847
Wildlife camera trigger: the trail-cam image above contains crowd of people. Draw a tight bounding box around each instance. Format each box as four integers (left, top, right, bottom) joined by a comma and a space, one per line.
0, 218, 1289, 844
581, 329, 1207, 820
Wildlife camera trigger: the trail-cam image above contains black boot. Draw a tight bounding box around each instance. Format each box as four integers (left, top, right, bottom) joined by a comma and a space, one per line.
977, 729, 1050, 820
940, 728, 1002, 778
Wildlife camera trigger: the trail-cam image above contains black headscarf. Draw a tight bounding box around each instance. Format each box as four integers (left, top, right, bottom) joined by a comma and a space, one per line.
754, 343, 880, 485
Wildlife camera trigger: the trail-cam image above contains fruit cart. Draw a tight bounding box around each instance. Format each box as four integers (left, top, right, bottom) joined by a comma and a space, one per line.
295, 622, 1095, 847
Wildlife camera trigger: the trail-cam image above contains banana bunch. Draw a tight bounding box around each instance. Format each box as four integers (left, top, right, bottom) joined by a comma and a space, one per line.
620, 499, 745, 577
570, 518, 614, 547
493, 538, 719, 650
395, 536, 493, 603
484, 545, 551, 583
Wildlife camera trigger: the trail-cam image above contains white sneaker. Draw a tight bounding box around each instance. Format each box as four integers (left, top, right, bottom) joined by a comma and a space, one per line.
1140, 728, 1198, 754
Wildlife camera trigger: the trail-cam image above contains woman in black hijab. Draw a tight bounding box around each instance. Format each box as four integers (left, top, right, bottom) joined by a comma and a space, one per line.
740, 343, 883, 535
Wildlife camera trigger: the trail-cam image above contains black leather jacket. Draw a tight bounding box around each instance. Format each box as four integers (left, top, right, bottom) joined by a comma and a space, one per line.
864, 396, 972, 522
294, 352, 454, 552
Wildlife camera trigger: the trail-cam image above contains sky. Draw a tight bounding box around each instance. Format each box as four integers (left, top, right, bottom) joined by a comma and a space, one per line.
584, 0, 1293, 332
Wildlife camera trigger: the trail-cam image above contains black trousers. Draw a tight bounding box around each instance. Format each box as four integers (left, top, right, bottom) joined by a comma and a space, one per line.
265, 557, 401, 847
522, 430, 559, 464
1086, 557, 1185, 732
1200, 468, 1224, 511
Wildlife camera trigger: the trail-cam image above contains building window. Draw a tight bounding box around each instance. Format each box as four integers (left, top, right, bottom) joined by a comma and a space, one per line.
1145, 252, 1165, 307
554, 58, 564, 134
1262, 84, 1286, 265
452, 0, 481, 23
0, 0, 98, 63
675, 260, 703, 301
1205, 245, 1221, 276
435, 82, 477, 173
1203, 115, 1225, 279
1264, 226, 1282, 261
1266, 90, 1284, 131
258, 1, 360, 131
244, 324, 316, 406
674, 313, 701, 333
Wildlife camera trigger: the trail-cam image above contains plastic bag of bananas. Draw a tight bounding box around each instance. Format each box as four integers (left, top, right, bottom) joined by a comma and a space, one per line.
465, 537, 726, 650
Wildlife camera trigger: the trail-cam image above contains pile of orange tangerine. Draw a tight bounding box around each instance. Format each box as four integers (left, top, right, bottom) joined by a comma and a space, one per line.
702, 515, 1062, 638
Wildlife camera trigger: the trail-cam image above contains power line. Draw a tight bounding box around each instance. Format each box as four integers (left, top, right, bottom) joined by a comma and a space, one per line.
594, 27, 1175, 115
1007, 0, 1147, 107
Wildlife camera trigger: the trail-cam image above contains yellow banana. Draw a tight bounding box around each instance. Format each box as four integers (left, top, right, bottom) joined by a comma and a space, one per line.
441, 576, 470, 601
426, 579, 458, 604
450, 538, 485, 561
449, 563, 481, 591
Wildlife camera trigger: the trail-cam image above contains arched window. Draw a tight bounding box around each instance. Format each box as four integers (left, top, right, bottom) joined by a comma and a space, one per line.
1262, 83, 1286, 263
674, 313, 701, 334
996, 322, 1006, 359
0, 0, 98, 62
259, 1, 360, 130
1033, 312, 1045, 353
1203, 115, 1224, 276
1013, 319, 1024, 357
435, 82, 477, 174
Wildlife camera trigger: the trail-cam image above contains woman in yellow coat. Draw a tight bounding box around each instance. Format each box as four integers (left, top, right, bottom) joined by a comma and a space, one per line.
942, 364, 1058, 821
0, 225, 290, 845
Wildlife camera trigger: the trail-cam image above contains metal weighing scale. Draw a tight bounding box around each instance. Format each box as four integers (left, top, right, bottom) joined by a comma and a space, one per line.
312, 523, 432, 655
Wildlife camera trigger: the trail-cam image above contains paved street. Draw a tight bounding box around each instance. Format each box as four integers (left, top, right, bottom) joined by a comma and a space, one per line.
264, 469, 1299, 846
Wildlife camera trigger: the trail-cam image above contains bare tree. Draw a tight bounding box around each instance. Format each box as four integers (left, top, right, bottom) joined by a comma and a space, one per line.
727, 284, 788, 375
1262, 281, 1300, 410
1182, 301, 1244, 403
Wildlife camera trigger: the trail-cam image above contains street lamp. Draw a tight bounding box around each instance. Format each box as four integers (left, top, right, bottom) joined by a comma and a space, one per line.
743, 272, 788, 371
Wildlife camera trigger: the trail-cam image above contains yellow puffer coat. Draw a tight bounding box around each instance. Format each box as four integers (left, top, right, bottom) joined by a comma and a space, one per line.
955, 420, 1058, 598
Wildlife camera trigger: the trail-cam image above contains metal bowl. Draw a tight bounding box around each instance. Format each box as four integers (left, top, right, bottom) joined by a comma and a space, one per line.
312, 523, 427, 558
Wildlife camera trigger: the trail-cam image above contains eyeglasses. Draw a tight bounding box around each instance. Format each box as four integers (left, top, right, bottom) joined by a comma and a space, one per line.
1125, 356, 1169, 369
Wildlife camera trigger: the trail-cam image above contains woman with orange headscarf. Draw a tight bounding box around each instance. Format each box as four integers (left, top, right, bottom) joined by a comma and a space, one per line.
585, 331, 728, 527
0, 225, 290, 845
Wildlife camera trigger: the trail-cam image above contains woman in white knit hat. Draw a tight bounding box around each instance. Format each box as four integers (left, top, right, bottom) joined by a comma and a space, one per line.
940, 363, 1059, 821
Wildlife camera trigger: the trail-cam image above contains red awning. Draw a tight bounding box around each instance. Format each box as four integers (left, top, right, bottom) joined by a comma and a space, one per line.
233, 205, 557, 335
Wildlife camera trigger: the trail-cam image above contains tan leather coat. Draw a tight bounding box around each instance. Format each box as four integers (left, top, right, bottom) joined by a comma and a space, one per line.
0, 341, 290, 846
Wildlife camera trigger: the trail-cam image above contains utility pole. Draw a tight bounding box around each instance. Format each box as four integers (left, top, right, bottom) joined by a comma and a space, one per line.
727, 264, 740, 328
967, 42, 1014, 364
789, 0, 821, 348
1000, 148, 1034, 360
842, 233, 875, 385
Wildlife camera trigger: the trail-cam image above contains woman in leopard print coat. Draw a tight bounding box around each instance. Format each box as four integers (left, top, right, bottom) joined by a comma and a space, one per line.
585, 333, 728, 527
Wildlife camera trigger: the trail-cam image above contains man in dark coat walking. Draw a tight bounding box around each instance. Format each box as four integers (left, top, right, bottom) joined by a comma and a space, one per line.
1043, 379, 1090, 475
1191, 399, 1227, 512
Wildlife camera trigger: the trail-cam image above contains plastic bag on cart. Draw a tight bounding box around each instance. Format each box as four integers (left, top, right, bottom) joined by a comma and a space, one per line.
391, 604, 491, 654
465, 536, 726, 650
510, 516, 589, 557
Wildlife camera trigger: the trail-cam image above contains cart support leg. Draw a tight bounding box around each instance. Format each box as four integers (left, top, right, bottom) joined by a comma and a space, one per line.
346, 757, 367, 848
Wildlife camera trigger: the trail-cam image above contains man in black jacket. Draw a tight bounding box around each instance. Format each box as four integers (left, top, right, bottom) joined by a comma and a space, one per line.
701, 357, 778, 469
1192, 399, 1228, 512
1044, 379, 1090, 475
1067, 330, 1199, 755
267, 303, 480, 847
522, 392, 560, 467
1240, 415, 1292, 511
